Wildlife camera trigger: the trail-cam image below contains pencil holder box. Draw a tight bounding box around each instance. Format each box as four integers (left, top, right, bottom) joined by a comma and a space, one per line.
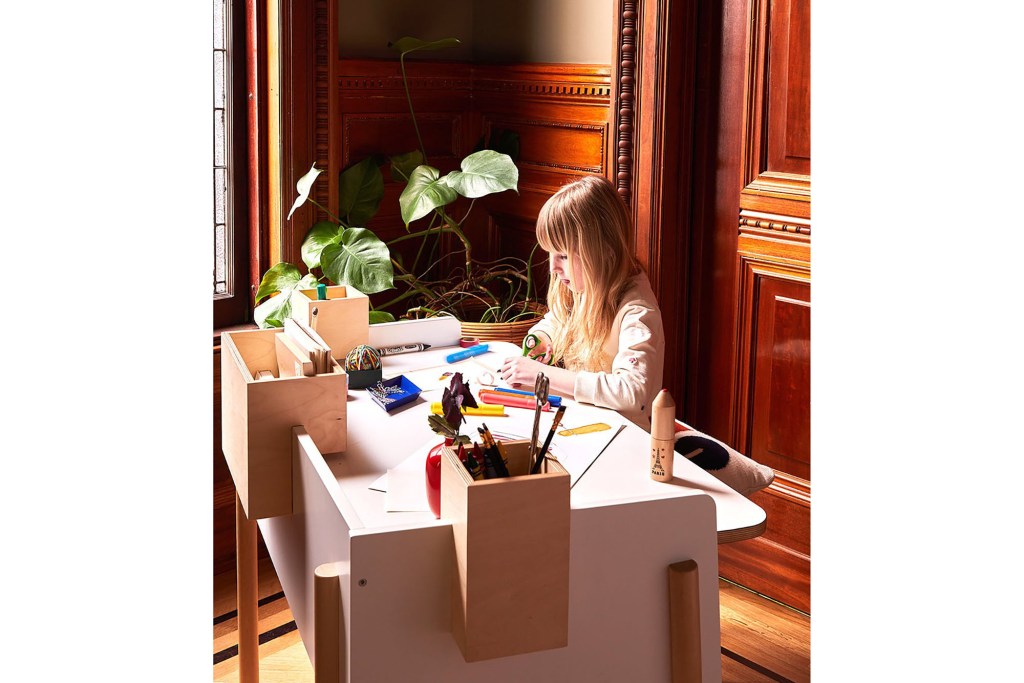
293, 284, 369, 362
440, 439, 570, 662
221, 328, 347, 520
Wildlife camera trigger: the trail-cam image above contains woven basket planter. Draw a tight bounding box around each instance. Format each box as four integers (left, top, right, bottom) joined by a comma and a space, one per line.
457, 301, 547, 344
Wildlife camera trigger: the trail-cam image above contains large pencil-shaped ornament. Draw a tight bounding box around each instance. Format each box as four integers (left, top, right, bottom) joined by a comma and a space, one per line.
650, 389, 675, 482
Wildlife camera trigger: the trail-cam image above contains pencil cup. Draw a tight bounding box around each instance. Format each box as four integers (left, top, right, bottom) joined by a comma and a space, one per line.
440, 439, 570, 662
293, 284, 369, 361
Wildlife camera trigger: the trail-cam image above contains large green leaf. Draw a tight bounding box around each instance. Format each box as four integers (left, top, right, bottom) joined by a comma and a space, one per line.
387, 36, 461, 56
338, 157, 384, 226
389, 150, 424, 183
253, 267, 318, 328
369, 310, 397, 324
255, 262, 303, 303
444, 150, 519, 199
286, 164, 322, 220
399, 165, 458, 225
320, 227, 395, 294
300, 221, 345, 270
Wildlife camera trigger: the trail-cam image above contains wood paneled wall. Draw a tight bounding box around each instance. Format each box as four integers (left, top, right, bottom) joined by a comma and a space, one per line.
317, 58, 613, 310
713, 0, 811, 613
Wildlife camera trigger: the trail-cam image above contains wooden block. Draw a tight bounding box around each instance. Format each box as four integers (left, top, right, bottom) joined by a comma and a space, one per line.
668, 559, 703, 683
275, 333, 315, 377
294, 285, 369, 361
314, 563, 345, 683
222, 328, 348, 520
440, 439, 570, 662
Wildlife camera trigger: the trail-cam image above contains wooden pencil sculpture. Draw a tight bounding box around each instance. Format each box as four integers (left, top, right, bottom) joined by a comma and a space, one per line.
650, 389, 675, 482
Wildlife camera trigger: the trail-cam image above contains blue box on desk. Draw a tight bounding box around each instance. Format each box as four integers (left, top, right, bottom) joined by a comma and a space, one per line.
368, 375, 421, 412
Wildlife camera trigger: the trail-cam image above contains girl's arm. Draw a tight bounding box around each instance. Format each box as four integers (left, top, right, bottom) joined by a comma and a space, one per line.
499, 355, 577, 396
570, 296, 665, 428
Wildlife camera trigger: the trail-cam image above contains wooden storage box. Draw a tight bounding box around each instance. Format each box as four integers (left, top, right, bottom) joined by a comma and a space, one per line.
294, 284, 369, 361
440, 439, 570, 662
221, 328, 347, 520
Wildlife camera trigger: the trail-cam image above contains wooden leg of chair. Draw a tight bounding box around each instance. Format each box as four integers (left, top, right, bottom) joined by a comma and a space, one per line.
668, 559, 702, 683
314, 563, 344, 683
236, 493, 259, 683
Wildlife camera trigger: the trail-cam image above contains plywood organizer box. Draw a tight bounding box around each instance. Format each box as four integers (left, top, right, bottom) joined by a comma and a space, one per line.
221, 318, 767, 683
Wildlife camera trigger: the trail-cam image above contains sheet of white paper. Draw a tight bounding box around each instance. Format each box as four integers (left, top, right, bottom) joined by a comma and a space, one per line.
369, 439, 436, 494
384, 467, 430, 512
542, 423, 626, 488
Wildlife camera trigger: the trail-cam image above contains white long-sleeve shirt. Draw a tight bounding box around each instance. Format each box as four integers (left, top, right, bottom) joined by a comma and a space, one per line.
529, 273, 665, 429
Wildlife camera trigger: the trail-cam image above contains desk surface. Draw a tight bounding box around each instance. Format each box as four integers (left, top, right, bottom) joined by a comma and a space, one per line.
323, 342, 765, 542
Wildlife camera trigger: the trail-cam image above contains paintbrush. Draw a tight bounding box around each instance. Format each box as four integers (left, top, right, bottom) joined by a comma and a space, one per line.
530, 405, 567, 474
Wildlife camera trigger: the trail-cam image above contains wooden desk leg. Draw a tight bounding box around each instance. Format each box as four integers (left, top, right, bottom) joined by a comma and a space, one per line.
236, 493, 259, 683
314, 563, 344, 683
668, 559, 702, 683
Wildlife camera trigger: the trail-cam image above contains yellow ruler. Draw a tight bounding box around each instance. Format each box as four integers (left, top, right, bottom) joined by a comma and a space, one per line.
558, 422, 611, 437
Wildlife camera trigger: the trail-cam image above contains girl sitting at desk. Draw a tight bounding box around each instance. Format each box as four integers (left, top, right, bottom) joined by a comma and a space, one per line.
499, 175, 666, 430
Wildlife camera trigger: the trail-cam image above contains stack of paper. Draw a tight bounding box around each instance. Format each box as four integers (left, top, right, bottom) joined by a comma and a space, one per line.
276, 318, 333, 376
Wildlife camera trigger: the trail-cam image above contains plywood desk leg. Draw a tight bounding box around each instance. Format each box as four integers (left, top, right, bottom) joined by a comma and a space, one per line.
668, 559, 702, 683
314, 563, 345, 683
236, 493, 259, 683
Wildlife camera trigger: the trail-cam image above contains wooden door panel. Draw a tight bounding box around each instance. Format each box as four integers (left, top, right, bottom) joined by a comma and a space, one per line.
767, 0, 810, 176
736, 261, 810, 478
752, 283, 810, 477
741, 0, 810, 217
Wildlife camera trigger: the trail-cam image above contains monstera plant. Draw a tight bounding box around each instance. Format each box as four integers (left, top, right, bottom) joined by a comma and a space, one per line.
254, 35, 539, 329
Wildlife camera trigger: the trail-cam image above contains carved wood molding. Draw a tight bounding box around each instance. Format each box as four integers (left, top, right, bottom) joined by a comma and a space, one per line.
739, 208, 811, 239
473, 80, 611, 99
338, 75, 474, 92
337, 64, 609, 102
612, 0, 640, 207
763, 472, 810, 507
312, 0, 330, 212
471, 65, 612, 104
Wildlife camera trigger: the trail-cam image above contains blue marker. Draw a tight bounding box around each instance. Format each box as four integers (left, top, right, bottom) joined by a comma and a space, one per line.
446, 343, 490, 363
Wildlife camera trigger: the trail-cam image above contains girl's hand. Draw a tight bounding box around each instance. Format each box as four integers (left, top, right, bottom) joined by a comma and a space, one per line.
500, 355, 550, 389
521, 333, 553, 365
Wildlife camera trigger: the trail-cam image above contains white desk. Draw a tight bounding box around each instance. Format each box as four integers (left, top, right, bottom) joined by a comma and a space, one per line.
234, 341, 766, 682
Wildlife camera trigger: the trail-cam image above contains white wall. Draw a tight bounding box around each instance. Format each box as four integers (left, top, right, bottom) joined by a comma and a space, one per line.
472, 0, 613, 64
338, 0, 613, 64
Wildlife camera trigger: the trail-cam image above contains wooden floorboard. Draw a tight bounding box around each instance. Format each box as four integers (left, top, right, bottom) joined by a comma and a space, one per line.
213, 563, 810, 682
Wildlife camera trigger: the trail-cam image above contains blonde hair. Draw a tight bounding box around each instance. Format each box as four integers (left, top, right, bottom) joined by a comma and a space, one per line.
535, 175, 641, 372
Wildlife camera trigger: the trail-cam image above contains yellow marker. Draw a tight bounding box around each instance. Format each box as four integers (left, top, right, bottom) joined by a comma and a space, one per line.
558, 422, 611, 436
430, 402, 505, 417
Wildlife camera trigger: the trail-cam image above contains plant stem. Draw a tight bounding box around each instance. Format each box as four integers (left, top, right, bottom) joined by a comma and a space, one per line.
437, 208, 473, 280
399, 52, 428, 164
385, 225, 453, 246
308, 198, 347, 227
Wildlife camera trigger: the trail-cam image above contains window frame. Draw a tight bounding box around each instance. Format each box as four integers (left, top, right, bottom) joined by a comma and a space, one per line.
213, 0, 253, 329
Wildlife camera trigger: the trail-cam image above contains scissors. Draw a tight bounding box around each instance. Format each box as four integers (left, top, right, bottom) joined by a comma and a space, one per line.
522, 333, 552, 364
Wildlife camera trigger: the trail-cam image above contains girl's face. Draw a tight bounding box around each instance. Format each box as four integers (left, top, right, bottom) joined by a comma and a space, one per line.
550, 251, 585, 293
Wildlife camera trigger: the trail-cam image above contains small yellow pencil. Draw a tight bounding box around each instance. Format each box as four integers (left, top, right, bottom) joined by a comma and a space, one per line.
429, 402, 505, 417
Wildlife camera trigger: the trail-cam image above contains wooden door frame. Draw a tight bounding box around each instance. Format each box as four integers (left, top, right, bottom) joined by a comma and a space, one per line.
610, 0, 701, 415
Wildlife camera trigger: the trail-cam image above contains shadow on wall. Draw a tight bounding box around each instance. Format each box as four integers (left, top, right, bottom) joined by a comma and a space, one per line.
337, 0, 612, 64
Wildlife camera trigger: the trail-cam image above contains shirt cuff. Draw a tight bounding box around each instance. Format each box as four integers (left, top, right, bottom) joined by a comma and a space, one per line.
573, 370, 600, 405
